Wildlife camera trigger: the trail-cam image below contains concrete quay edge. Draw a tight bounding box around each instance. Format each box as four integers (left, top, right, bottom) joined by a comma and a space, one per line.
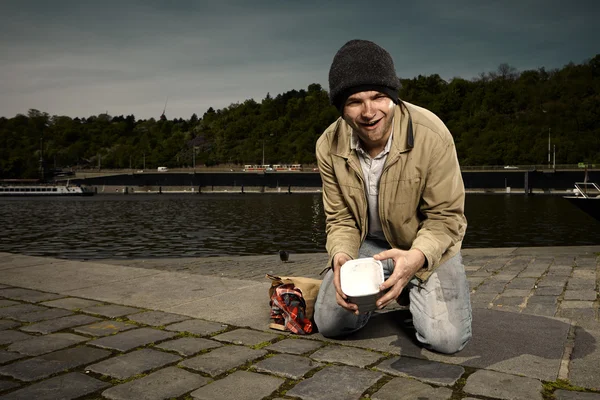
0, 246, 598, 400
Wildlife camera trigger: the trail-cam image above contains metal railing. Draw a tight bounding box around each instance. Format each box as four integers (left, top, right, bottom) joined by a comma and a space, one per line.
460, 164, 598, 171
573, 182, 600, 198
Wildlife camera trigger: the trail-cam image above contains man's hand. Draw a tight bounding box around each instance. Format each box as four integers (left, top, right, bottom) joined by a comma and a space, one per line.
332, 252, 360, 314
373, 249, 426, 309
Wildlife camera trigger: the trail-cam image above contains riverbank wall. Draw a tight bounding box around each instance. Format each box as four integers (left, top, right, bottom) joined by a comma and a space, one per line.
72, 169, 599, 195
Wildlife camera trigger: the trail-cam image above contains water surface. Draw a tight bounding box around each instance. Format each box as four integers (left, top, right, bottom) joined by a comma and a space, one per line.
0, 193, 598, 260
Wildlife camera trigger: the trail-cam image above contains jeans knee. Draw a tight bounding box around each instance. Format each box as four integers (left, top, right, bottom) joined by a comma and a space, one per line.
314, 313, 338, 338
425, 324, 472, 354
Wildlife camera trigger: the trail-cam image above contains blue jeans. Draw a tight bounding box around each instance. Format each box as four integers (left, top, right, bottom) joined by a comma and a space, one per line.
314, 239, 472, 354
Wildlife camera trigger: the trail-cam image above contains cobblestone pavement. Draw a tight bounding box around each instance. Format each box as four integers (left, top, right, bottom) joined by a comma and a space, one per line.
0, 248, 599, 400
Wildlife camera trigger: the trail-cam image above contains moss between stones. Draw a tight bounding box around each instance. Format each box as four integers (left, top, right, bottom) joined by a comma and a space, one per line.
542, 379, 599, 398
251, 340, 273, 350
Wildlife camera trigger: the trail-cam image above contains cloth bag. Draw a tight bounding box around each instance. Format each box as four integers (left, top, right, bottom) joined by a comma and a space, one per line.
266, 274, 322, 334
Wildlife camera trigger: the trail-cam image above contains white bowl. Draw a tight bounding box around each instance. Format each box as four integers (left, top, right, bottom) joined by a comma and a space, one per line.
340, 258, 384, 312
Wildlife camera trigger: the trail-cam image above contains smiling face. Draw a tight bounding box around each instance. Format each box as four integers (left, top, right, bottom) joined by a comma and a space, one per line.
342, 91, 395, 157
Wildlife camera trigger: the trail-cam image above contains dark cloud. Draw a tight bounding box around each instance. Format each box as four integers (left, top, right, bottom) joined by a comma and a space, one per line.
1, 0, 598, 119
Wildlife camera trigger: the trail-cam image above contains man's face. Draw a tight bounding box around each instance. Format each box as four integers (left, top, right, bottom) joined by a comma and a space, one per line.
342, 91, 395, 153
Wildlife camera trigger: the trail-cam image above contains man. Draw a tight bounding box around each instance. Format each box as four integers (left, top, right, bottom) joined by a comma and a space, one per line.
314, 39, 471, 354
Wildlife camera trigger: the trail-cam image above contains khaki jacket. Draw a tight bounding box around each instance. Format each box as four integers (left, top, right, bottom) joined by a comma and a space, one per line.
315, 101, 466, 281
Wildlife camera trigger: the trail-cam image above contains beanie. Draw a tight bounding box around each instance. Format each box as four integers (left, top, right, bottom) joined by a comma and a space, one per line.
328, 39, 401, 112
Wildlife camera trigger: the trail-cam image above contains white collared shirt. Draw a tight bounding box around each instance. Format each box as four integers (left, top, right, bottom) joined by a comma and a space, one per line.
350, 124, 393, 240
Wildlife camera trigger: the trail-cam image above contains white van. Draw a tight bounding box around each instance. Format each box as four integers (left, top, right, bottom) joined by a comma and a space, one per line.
157, 166, 169, 172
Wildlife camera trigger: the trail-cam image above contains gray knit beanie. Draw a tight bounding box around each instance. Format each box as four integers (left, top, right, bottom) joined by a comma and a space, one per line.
329, 39, 401, 112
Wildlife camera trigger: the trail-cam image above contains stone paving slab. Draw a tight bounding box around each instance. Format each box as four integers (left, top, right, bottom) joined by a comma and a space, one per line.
81, 304, 143, 318
423, 308, 571, 382
163, 319, 227, 336
0, 321, 19, 331
0, 331, 32, 346
310, 344, 385, 368
265, 338, 324, 355
6, 332, 89, 356
286, 365, 384, 400
0, 372, 109, 400
0, 346, 111, 382
375, 356, 465, 386
463, 369, 543, 400
253, 353, 323, 379
0, 304, 47, 318
39, 297, 104, 310
62, 269, 263, 311
311, 311, 424, 359
568, 277, 597, 289
86, 348, 181, 380
73, 320, 137, 337
371, 376, 453, 400
212, 328, 279, 347
0, 260, 164, 293
0, 253, 58, 270
101, 366, 210, 400
19, 314, 101, 334
155, 337, 223, 356
126, 310, 190, 326
0, 301, 19, 308
569, 324, 600, 390
163, 281, 273, 329
534, 286, 564, 295
0, 351, 25, 365
0, 288, 63, 303
537, 276, 569, 287
554, 390, 600, 399
565, 290, 598, 301
0, 380, 20, 393
14, 308, 73, 323
179, 345, 267, 377
189, 370, 284, 400
88, 327, 177, 352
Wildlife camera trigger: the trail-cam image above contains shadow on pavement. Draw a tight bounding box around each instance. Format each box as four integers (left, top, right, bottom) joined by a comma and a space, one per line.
319, 308, 596, 381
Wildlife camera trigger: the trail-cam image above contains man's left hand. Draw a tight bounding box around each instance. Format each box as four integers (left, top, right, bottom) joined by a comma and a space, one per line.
373, 248, 426, 309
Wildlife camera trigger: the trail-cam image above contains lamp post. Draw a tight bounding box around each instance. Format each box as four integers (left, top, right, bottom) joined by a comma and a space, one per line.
547, 128, 551, 168
39, 137, 44, 181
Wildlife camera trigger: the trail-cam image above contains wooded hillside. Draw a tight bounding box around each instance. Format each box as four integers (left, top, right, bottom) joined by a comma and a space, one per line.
1, 55, 598, 179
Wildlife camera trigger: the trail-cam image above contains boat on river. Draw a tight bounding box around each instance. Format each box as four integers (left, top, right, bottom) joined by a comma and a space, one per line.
0, 179, 94, 196
563, 182, 600, 221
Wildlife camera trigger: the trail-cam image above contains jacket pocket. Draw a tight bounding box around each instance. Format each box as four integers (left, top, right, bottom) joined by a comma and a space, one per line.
386, 177, 422, 228
390, 177, 422, 205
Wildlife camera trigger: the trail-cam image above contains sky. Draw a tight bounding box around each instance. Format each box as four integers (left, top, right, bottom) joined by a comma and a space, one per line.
1, 0, 598, 120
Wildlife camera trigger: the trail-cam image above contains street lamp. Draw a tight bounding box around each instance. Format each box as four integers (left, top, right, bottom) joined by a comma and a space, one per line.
548, 128, 551, 168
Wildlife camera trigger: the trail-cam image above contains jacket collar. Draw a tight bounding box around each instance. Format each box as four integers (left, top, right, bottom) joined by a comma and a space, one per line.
332, 101, 414, 160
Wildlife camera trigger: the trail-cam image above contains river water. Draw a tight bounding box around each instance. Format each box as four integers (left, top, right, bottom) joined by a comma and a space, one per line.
0, 193, 599, 260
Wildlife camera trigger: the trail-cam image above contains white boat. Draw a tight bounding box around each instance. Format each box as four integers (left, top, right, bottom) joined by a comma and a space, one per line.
0, 180, 94, 196
563, 181, 600, 221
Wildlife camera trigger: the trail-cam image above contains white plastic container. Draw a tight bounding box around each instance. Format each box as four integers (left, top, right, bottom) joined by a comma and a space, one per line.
340, 258, 384, 312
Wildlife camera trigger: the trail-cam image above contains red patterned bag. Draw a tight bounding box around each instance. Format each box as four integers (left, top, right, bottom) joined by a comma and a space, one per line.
266, 274, 322, 334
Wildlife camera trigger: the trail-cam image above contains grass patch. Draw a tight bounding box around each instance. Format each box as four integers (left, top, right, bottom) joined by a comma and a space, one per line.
251, 340, 273, 350
542, 379, 597, 398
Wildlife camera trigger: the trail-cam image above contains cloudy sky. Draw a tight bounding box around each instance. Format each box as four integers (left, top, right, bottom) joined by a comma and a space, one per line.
1, 0, 598, 120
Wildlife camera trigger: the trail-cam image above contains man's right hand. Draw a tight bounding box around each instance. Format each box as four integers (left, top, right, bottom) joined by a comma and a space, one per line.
332, 252, 359, 314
